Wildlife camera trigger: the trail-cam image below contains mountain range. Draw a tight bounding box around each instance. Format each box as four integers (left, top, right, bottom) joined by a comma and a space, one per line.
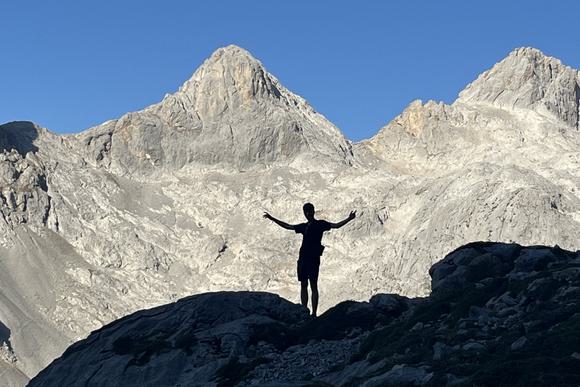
0, 45, 579, 385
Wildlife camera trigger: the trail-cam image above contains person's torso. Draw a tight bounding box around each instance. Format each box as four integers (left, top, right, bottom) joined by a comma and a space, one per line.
299, 220, 328, 256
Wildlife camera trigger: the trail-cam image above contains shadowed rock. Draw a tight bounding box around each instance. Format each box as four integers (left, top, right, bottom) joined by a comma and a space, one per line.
0, 121, 40, 156
29, 243, 580, 386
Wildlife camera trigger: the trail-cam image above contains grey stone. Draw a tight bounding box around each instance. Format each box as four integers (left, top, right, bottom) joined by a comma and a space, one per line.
320, 358, 389, 387
510, 336, 529, 351
462, 341, 486, 352
369, 293, 407, 314
468, 306, 491, 325
432, 342, 452, 361
361, 365, 433, 387
514, 248, 556, 273
496, 293, 519, 307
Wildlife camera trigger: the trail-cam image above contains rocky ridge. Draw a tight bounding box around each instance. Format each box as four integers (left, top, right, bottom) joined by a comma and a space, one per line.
365, 47, 580, 171
1, 46, 580, 385
29, 242, 580, 386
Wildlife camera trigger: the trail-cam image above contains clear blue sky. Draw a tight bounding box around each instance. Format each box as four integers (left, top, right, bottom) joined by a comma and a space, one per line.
2, 1, 579, 141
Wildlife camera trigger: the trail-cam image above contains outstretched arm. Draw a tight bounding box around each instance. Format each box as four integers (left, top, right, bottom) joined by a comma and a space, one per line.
329, 210, 357, 229
263, 212, 296, 230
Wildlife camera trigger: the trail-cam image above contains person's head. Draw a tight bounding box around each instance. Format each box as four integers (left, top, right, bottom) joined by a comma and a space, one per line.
303, 202, 315, 221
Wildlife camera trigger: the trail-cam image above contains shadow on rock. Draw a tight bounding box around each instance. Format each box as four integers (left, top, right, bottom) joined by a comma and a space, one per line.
28, 242, 580, 387
0, 320, 12, 351
0, 121, 40, 156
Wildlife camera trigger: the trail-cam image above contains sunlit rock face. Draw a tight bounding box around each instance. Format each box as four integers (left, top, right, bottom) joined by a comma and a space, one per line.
457, 47, 580, 129
75, 45, 354, 175
1, 46, 580, 385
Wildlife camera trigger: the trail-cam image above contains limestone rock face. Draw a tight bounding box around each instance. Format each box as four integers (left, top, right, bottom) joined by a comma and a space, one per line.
362, 100, 480, 172
2, 46, 580, 385
0, 123, 59, 247
74, 45, 354, 175
457, 47, 580, 128
0, 149, 51, 234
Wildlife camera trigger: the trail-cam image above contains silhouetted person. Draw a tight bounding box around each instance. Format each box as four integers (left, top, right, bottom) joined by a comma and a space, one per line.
264, 203, 356, 317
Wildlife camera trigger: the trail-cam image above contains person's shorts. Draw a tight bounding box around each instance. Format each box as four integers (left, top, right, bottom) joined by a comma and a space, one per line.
297, 257, 320, 282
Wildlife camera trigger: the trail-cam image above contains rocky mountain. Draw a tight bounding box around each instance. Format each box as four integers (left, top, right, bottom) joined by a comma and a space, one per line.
457, 47, 580, 129
29, 242, 580, 386
1, 45, 580, 385
75, 45, 354, 175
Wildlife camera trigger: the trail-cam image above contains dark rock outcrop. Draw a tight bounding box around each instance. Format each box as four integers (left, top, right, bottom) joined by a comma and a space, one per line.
356, 242, 580, 386
29, 243, 580, 386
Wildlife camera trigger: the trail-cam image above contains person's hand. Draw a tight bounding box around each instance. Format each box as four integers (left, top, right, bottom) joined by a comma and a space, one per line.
263, 212, 272, 220
348, 210, 357, 220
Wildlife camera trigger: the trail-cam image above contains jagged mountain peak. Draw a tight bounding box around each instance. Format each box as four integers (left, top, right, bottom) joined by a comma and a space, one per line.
176, 44, 283, 112
457, 47, 580, 128
485, 46, 572, 81
74, 45, 353, 174
210, 44, 256, 59
203, 44, 265, 71
509, 46, 554, 60
203, 44, 261, 66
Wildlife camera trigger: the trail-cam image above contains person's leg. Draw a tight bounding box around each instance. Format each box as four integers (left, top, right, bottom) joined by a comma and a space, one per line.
298, 259, 309, 309
309, 277, 318, 317
300, 280, 309, 309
